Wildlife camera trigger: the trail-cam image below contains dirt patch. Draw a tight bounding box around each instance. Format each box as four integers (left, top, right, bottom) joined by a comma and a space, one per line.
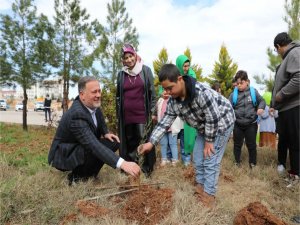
233, 202, 287, 225
59, 184, 175, 225
120, 185, 174, 225
75, 200, 110, 217
222, 174, 234, 183
59, 213, 77, 225
183, 165, 195, 184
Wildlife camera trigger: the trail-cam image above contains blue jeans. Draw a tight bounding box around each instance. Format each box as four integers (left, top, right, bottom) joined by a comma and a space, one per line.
178, 129, 191, 165
193, 125, 233, 196
160, 132, 178, 161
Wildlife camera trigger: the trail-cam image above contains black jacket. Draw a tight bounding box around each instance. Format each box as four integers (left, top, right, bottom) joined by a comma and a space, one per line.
48, 96, 119, 171
116, 65, 156, 159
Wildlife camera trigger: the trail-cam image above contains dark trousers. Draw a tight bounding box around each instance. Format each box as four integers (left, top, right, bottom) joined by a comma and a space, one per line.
277, 134, 288, 167
72, 139, 119, 179
278, 106, 299, 175
233, 122, 258, 165
45, 108, 51, 121
125, 123, 156, 176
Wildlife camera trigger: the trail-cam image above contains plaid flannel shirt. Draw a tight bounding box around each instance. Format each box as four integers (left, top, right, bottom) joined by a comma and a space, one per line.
150, 81, 235, 145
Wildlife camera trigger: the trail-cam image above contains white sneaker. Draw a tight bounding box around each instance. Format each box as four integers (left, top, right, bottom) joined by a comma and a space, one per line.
277, 165, 285, 174
286, 175, 299, 188
171, 160, 179, 166
160, 159, 170, 167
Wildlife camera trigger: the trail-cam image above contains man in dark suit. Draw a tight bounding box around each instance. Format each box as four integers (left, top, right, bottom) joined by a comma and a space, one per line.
48, 76, 140, 185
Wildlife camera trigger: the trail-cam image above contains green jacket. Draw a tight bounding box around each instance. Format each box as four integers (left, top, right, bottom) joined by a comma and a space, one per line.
176, 55, 197, 153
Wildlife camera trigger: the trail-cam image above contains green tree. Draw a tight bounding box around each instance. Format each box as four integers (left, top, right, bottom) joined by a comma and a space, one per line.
183, 48, 204, 82
93, 0, 139, 85
254, 0, 300, 91
0, 41, 13, 86
153, 47, 172, 91
54, 0, 97, 113
284, 0, 300, 40
207, 44, 238, 97
0, 0, 56, 130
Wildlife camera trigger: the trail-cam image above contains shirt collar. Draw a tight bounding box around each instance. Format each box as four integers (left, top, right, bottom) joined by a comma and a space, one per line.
85, 105, 97, 115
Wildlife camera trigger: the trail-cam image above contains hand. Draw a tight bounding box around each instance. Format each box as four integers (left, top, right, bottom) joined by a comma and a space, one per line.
204, 141, 215, 159
120, 161, 140, 178
152, 115, 157, 123
269, 108, 274, 117
257, 109, 264, 116
137, 142, 153, 155
275, 93, 283, 102
104, 133, 120, 143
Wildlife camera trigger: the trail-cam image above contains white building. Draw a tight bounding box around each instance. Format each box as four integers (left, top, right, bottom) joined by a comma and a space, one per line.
8, 78, 64, 100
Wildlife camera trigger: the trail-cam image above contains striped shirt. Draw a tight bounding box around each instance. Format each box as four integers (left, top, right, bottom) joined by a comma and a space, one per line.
150, 78, 235, 144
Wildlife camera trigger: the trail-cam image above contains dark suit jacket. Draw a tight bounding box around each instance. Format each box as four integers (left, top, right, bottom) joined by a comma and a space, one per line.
48, 96, 119, 171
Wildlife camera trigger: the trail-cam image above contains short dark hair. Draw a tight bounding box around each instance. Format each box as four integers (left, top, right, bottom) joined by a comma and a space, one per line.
211, 81, 220, 91
158, 64, 180, 82
235, 70, 248, 81
78, 76, 98, 93
274, 32, 292, 48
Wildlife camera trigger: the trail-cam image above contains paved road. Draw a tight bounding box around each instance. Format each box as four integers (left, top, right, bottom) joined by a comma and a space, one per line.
0, 109, 62, 126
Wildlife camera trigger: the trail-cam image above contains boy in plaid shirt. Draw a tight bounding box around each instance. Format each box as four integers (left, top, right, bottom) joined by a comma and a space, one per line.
139, 64, 235, 207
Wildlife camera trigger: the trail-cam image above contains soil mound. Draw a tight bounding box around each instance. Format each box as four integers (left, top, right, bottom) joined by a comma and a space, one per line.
120, 185, 174, 225
233, 201, 287, 225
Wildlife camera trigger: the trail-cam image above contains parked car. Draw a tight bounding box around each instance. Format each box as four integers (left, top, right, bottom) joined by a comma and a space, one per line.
34, 101, 44, 111
0, 99, 7, 111
15, 102, 23, 111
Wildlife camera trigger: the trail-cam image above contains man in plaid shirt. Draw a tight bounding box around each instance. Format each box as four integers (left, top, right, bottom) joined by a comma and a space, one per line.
139, 64, 235, 207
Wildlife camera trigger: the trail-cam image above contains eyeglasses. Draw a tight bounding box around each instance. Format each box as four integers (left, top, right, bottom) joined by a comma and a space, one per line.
274, 47, 278, 53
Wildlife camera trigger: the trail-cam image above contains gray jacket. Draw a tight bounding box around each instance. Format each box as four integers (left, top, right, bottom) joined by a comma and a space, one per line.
229, 87, 266, 127
271, 41, 300, 112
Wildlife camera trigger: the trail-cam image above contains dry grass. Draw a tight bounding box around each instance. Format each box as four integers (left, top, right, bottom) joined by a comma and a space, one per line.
0, 123, 299, 225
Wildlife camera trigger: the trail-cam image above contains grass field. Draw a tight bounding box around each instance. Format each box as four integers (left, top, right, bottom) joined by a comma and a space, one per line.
0, 123, 299, 225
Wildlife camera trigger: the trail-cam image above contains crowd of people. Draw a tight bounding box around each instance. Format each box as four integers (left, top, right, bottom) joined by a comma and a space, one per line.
47, 32, 299, 219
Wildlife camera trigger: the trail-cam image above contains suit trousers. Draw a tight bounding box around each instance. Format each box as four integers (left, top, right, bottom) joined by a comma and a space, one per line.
72, 139, 119, 179
125, 123, 156, 176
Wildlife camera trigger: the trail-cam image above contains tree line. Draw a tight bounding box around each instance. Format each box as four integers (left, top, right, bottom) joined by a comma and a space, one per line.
0, 0, 299, 131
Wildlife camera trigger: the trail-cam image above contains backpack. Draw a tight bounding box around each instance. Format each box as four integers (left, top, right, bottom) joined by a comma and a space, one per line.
232, 86, 257, 107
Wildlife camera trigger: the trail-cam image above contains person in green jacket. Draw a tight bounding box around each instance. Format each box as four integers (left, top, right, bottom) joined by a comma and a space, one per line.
175, 55, 197, 166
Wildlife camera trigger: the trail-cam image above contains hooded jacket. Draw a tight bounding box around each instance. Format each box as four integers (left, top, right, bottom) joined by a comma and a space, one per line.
271, 41, 300, 112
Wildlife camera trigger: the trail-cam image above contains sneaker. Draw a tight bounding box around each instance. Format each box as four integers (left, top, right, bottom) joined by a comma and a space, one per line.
171, 160, 179, 166
286, 175, 299, 188
277, 164, 285, 175
249, 163, 256, 169
234, 162, 241, 167
160, 159, 170, 167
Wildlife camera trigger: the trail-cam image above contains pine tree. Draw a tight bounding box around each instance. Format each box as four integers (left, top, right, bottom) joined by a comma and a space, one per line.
207, 44, 238, 97
93, 0, 139, 85
152, 48, 172, 95
254, 0, 299, 91
54, 0, 97, 112
0, 0, 56, 130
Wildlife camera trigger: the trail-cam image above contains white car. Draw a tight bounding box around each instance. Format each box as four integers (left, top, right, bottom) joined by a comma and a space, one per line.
15, 102, 23, 111
0, 99, 7, 111
34, 102, 45, 111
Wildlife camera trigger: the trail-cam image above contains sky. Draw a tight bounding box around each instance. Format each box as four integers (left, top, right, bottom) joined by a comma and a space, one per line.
0, 0, 287, 97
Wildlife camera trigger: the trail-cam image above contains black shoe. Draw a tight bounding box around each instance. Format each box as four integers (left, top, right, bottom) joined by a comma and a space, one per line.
67, 173, 88, 186
234, 162, 241, 167
291, 215, 300, 224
